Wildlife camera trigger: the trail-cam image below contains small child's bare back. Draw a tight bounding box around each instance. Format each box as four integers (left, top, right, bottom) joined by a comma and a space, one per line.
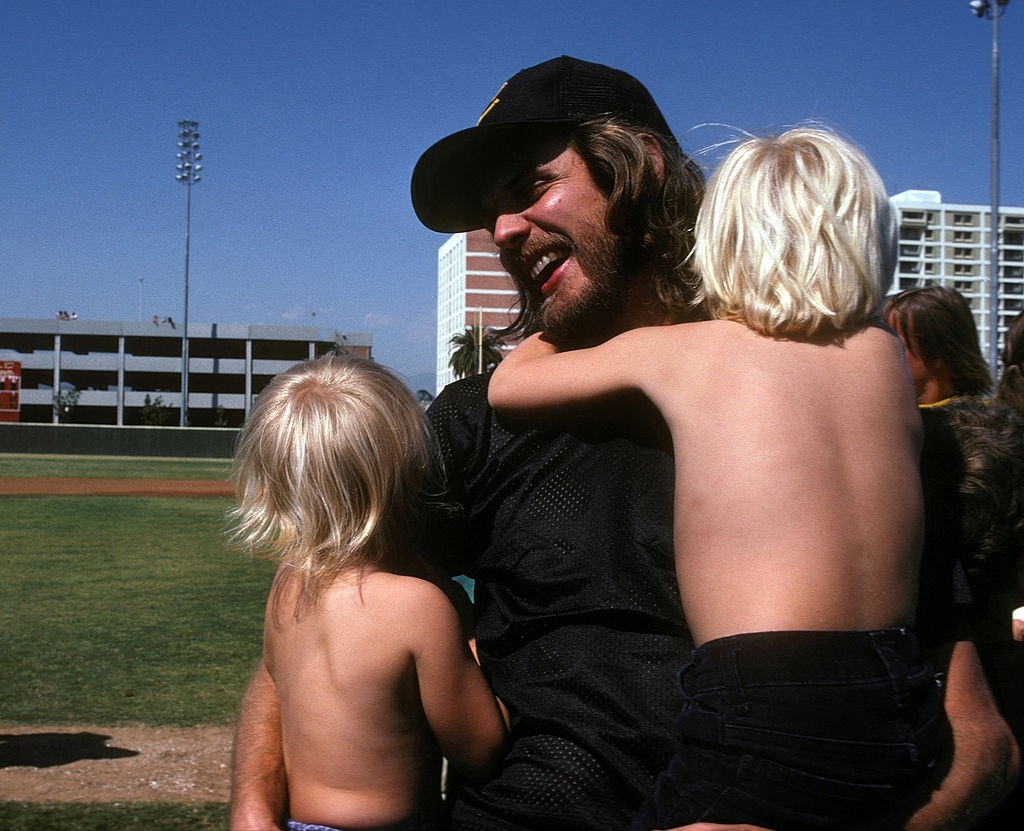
264, 566, 506, 829
641, 321, 925, 646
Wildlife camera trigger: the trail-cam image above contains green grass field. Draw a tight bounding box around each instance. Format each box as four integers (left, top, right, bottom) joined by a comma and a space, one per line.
0, 453, 233, 480
0, 455, 274, 828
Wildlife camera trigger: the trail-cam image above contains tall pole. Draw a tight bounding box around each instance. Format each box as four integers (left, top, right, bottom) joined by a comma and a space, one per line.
176, 120, 201, 427
971, 0, 1010, 374
477, 307, 483, 375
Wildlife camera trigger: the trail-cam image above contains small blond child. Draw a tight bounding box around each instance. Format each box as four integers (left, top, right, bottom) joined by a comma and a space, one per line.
489, 127, 949, 830
231, 354, 506, 831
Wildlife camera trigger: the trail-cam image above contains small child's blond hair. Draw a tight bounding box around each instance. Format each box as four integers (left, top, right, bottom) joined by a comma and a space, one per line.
694, 126, 896, 337
229, 354, 433, 598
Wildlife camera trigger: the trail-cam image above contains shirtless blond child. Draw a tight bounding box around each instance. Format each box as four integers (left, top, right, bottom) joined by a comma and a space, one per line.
489, 127, 949, 830
231, 355, 507, 831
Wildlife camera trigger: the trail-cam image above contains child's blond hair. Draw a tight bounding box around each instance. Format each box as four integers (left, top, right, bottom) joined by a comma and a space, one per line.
694, 126, 896, 337
230, 354, 433, 599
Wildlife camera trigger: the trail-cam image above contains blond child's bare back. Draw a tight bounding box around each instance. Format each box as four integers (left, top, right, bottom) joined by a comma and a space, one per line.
265, 565, 506, 829
489, 320, 924, 648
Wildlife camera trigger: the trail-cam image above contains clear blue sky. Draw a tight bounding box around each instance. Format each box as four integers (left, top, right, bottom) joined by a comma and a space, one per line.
2, 0, 1022, 393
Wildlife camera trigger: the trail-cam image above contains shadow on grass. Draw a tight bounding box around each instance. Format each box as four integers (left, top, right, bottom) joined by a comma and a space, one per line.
0, 731, 139, 768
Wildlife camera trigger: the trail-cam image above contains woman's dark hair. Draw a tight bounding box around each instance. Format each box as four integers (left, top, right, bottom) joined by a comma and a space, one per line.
883, 285, 992, 397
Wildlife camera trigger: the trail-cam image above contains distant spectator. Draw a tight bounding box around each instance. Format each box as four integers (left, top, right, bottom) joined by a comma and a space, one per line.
884, 285, 992, 406
994, 309, 1024, 419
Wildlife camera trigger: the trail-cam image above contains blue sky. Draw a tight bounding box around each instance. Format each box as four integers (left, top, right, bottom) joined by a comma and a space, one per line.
2, 1, 1022, 393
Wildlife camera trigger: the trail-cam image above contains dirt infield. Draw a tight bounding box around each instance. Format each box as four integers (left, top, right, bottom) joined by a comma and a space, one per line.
0, 478, 234, 497
0, 724, 233, 804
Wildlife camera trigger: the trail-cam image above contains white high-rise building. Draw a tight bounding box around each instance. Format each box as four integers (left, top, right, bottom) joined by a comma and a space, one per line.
891, 190, 1024, 368
435, 229, 519, 393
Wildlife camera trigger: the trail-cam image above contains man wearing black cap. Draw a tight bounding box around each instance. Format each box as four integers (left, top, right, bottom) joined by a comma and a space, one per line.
410, 55, 706, 830
230, 56, 1015, 831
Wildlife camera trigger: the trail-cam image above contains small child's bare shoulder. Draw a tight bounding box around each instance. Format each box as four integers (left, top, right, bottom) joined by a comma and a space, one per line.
364, 572, 462, 625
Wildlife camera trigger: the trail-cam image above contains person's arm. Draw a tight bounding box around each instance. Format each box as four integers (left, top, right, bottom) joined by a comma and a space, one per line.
904, 640, 1019, 830
412, 580, 508, 783
229, 662, 288, 831
488, 331, 645, 417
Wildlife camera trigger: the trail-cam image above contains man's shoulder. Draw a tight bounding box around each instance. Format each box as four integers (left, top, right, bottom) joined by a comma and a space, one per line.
427, 374, 491, 423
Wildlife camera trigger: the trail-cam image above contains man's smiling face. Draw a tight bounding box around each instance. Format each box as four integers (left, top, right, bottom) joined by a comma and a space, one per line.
482, 134, 630, 348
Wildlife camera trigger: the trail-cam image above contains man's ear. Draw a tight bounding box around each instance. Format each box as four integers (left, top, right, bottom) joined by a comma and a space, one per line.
639, 133, 665, 182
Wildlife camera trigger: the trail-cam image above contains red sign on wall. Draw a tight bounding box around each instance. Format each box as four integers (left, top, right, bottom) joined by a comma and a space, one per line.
1, 360, 21, 421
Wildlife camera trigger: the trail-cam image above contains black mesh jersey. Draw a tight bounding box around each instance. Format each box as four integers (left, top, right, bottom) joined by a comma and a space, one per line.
425, 374, 689, 831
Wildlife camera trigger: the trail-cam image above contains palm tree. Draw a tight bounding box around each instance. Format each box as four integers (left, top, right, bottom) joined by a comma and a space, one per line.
449, 325, 505, 379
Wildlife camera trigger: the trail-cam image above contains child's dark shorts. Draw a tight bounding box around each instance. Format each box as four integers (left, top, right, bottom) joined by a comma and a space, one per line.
631, 628, 950, 831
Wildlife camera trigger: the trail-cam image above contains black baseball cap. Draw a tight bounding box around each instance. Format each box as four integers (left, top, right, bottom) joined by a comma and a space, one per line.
411, 55, 676, 233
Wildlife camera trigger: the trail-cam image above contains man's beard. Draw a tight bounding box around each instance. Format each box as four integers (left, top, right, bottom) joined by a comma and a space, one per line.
501, 228, 631, 349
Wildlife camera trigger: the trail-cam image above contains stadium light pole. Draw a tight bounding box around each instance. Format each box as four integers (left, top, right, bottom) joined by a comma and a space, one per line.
970, 0, 1009, 374
175, 120, 202, 427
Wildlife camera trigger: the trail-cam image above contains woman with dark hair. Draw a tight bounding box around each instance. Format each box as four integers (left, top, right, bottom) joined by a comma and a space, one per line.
884, 285, 992, 406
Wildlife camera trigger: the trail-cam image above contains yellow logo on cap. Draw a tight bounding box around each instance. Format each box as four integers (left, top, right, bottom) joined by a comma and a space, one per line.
478, 81, 507, 125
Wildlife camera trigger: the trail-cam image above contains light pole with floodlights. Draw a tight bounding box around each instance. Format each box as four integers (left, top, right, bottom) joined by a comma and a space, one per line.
970, 0, 1010, 374
175, 120, 201, 427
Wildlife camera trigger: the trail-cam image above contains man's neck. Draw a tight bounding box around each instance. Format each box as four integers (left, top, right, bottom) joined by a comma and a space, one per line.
549, 272, 703, 351
608, 277, 701, 336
